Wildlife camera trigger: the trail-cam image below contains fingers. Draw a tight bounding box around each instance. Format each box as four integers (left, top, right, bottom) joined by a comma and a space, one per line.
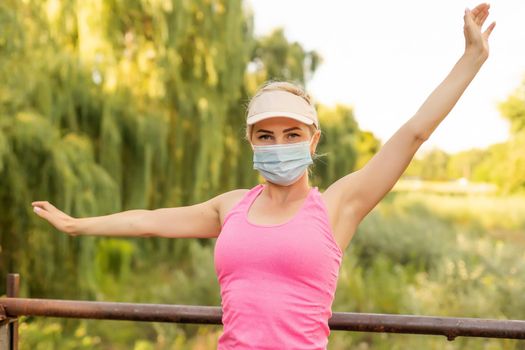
31, 201, 62, 222
464, 4, 492, 31
31, 200, 75, 235
464, 8, 476, 28
476, 6, 490, 26
32, 204, 50, 220
483, 21, 496, 38
465, 3, 489, 23
471, 3, 489, 17
470, 5, 481, 18
31, 200, 51, 207
31, 200, 59, 213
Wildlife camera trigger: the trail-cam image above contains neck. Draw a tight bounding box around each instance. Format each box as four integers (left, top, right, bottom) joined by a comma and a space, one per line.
262, 172, 311, 203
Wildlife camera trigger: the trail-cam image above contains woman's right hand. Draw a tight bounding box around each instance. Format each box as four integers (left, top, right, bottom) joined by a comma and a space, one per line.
31, 201, 77, 235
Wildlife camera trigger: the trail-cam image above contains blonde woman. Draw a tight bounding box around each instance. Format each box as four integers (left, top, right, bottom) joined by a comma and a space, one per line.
32, 4, 495, 349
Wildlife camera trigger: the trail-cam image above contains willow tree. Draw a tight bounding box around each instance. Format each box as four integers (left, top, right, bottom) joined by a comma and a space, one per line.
0, 0, 330, 297
0, 0, 252, 296
248, 28, 322, 87
0, 0, 122, 297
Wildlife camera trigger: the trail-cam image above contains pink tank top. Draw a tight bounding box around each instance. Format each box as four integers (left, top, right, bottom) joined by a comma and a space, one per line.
214, 184, 343, 349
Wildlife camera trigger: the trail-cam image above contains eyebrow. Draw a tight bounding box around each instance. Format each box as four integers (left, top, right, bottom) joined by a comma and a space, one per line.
255, 127, 303, 134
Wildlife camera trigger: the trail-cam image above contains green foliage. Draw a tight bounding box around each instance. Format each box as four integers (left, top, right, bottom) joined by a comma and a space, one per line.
312, 104, 380, 189
499, 79, 525, 134
329, 192, 525, 349
19, 318, 101, 350
352, 193, 456, 269
446, 148, 486, 180
417, 148, 451, 181
405, 77, 525, 194
251, 28, 322, 85
18, 239, 224, 349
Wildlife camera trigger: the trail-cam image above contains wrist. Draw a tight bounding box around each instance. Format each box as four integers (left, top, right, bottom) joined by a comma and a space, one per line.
66, 217, 80, 236
463, 47, 488, 66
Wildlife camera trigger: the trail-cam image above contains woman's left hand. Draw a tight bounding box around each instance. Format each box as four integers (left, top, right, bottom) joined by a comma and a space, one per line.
464, 3, 496, 60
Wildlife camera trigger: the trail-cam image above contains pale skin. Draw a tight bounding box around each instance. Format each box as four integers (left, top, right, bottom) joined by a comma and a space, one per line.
32, 4, 495, 253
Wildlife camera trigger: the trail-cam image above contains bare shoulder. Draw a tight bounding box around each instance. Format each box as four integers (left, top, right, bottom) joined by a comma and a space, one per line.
214, 189, 250, 226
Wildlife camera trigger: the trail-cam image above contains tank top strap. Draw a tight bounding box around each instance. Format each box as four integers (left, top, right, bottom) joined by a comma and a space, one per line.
297, 186, 343, 256
239, 183, 265, 210
222, 184, 264, 227
309, 186, 326, 210
297, 186, 328, 221
311, 187, 334, 225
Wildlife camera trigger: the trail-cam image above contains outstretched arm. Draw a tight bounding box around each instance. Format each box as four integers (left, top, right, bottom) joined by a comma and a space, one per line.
32, 194, 225, 238
326, 3, 496, 225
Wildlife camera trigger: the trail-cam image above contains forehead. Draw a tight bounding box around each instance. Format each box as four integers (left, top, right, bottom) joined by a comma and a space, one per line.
253, 117, 308, 131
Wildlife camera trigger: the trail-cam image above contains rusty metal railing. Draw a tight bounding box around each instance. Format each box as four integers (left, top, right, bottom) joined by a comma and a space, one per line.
2, 273, 525, 349
1, 274, 19, 350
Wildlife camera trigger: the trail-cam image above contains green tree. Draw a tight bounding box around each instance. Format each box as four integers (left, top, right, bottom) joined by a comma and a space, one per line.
312, 104, 379, 189
423, 149, 450, 181
496, 78, 525, 192
446, 148, 486, 180
499, 79, 525, 134
1, 0, 257, 296
249, 28, 322, 87
0, 0, 339, 298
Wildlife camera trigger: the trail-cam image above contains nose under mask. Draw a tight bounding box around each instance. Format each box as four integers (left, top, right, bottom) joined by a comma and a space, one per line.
252, 140, 313, 186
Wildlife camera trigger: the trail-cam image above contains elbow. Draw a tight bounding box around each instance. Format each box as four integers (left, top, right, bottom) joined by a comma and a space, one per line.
402, 122, 429, 143
139, 232, 155, 238
414, 131, 429, 143
407, 124, 429, 143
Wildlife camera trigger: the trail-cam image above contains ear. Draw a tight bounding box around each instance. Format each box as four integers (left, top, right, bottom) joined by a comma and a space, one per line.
310, 129, 321, 155
246, 124, 254, 146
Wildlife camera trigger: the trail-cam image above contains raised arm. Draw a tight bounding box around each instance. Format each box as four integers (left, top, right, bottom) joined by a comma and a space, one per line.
326, 3, 496, 225
31, 192, 234, 239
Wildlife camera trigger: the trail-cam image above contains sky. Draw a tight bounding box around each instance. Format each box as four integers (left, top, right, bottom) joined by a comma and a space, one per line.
247, 0, 525, 155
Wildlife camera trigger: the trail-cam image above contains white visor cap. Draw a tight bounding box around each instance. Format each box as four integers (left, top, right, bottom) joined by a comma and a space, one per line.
246, 90, 319, 128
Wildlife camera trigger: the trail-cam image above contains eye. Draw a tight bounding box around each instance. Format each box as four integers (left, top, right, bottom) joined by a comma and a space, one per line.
258, 134, 273, 140
287, 133, 301, 139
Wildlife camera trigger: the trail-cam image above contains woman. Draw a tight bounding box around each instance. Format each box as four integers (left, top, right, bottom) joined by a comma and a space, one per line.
32, 4, 495, 349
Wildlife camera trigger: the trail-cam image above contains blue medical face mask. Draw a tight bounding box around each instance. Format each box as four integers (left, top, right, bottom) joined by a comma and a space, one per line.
252, 139, 314, 186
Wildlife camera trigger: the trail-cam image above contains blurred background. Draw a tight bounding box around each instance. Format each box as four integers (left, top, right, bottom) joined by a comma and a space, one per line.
0, 0, 524, 349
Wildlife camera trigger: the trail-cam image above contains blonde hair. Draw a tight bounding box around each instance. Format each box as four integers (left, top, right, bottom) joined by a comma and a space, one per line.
245, 81, 318, 141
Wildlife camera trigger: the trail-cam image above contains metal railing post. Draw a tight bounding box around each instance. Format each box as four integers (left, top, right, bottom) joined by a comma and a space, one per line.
0, 311, 10, 350
6, 274, 19, 350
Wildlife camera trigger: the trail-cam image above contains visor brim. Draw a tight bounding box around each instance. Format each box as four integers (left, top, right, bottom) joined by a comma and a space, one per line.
247, 111, 317, 127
